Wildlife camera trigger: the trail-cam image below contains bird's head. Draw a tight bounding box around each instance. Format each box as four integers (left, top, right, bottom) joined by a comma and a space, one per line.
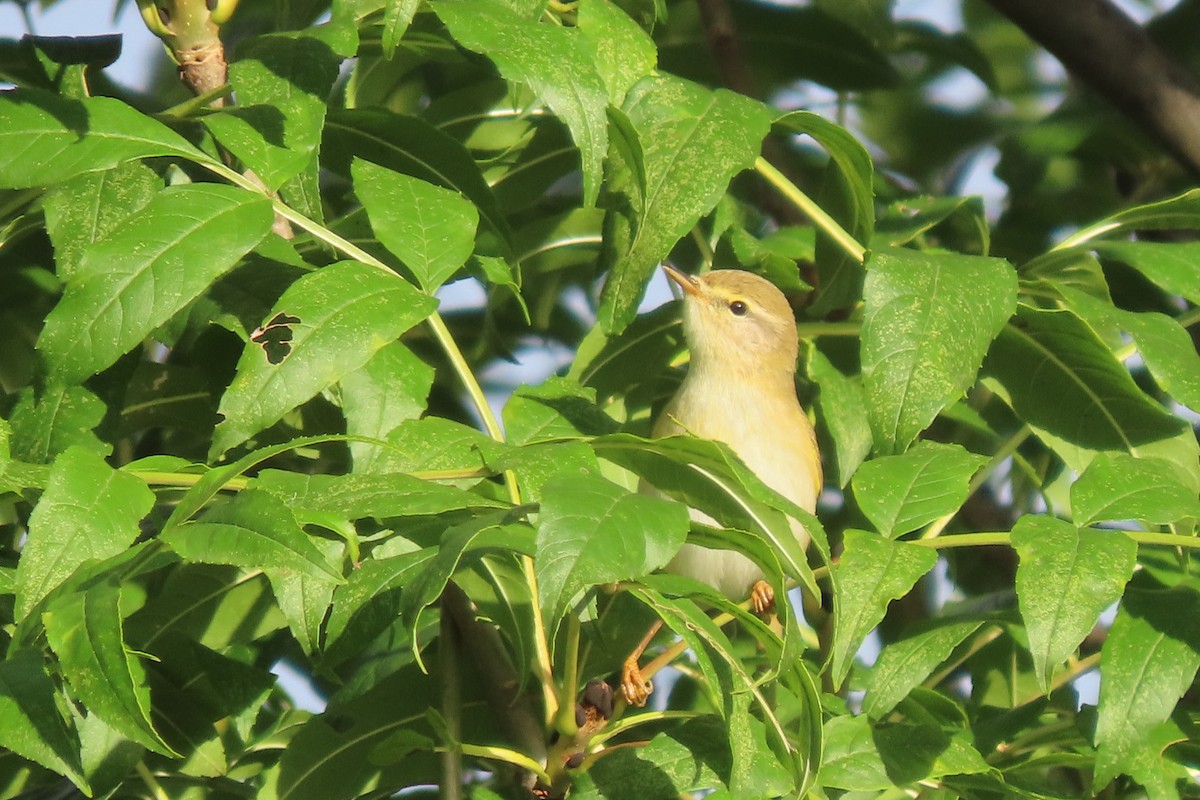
663, 265, 799, 379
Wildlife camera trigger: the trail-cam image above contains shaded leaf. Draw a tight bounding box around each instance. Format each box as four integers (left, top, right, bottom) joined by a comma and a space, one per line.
1011, 515, 1136, 694
324, 108, 511, 249
1092, 240, 1200, 304
863, 619, 986, 718
0, 647, 88, 792
807, 344, 872, 487
44, 580, 177, 756
204, 33, 339, 191
434, 0, 609, 206
776, 111, 874, 314
1094, 579, 1200, 789
983, 306, 1186, 455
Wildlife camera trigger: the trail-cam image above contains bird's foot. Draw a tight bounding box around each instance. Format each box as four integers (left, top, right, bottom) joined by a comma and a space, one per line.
750, 580, 775, 616
620, 658, 652, 707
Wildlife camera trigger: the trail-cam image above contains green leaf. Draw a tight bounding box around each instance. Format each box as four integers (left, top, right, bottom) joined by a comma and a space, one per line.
203, 34, 339, 191
776, 111, 874, 314
1058, 284, 1200, 412
323, 108, 512, 249
594, 433, 825, 597
873, 721, 993, 785
0, 647, 89, 792
38, 183, 273, 383
433, 0, 609, 207
322, 548, 434, 666
1011, 515, 1136, 695
212, 261, 437, 456
598, 74, 773, 332
351, 158, 479, 292
1091, 240, 1200, 304
807, 344, 872, 487
43, 579, 177, 756
9, 383, 109, 463
501, 377, 618, 445
863, 619, 987, 718
256, 470, 508, 518
576, 0, 657, 103
339, 342, 434, 472
862, 248, 1016, 453
0, 89, 209, 189
828, 529, 937, 689
42, 161, 161, 278
162, 490, 344, 583
366, 416, 507, 476
14, 447, 154, 621
851, 441, 988, 538
1070, 452, 1200, 526
536, 474, 689, 640
983, 306, 1186, 455
820, 715, 893, 791
1059, 187, 1200, 251
381, 0, 421, 57
1094, 579, 1200, 789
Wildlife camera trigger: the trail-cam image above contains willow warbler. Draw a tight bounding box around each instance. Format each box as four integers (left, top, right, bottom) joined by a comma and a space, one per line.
621, 265, 822, 706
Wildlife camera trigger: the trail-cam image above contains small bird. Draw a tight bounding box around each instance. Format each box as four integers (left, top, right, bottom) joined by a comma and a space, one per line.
620, 265, 822, 706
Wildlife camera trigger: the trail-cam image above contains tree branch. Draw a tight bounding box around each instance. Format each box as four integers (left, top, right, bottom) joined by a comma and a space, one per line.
986, 0, 1200, 176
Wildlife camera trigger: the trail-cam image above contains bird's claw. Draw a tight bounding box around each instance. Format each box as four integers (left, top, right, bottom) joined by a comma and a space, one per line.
620, 658, 652, 707
750, 580, 775, 616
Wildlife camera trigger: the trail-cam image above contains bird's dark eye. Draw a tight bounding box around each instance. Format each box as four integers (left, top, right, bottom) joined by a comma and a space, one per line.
729, 300, 749, 316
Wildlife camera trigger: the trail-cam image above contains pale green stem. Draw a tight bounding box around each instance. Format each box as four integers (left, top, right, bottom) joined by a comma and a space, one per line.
754, 157, 866, 263
158, 83, 233, 117
135, 763, 170, 800
920, 425, 1033, 540
555, 614, 582, 736
197, 157, 558, 722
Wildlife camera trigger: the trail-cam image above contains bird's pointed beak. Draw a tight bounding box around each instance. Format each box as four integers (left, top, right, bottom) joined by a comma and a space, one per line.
662, 264, 702, 297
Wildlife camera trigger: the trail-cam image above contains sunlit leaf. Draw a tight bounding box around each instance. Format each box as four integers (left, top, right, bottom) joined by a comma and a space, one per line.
828, 529, 937, 689
352, 158, 478, 292
39, 184, 273, 383
862, 248, 1016, 454
1011, 515, 1136, 695
212, 261, 437, 456
14, 447, 154, 621
1070, 451, 1200, 526
0, 89, 209, 189
851, 441, 988, 537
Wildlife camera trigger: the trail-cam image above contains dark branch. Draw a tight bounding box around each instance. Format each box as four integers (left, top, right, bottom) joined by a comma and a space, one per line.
986, 0, 1200, 176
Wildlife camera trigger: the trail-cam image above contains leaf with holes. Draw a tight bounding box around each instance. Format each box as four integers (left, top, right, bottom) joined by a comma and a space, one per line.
211, 261, 437, 457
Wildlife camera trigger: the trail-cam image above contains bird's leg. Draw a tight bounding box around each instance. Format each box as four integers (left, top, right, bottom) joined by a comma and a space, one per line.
619, 620, 663, 707
750, 580, 775, 616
